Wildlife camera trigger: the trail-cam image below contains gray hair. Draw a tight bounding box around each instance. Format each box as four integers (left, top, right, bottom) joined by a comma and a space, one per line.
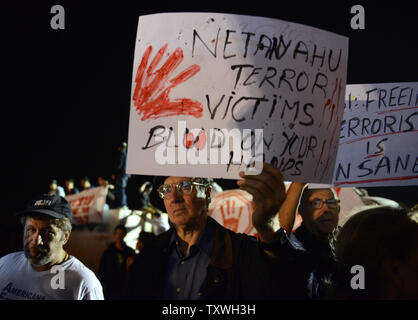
22, 214, 72, 233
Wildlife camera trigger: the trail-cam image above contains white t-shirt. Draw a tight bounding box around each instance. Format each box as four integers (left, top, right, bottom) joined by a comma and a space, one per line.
0, 252, 104, 300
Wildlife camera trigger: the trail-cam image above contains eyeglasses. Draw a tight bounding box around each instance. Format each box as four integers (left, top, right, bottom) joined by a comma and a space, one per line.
308, 198, 340, 210
157, 179, 208, 199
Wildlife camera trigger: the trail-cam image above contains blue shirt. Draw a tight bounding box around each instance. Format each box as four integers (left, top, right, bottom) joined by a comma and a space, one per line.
162, 218, 216, 300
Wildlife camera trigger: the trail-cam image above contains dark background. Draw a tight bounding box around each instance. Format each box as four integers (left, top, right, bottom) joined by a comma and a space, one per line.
3, 0, 417, 256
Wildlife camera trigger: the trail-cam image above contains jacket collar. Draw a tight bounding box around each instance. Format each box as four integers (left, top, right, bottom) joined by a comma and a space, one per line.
166, 216, 216, 258
161, 216, 233, 269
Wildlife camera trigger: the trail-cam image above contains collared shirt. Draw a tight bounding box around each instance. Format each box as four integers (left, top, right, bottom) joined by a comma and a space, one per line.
162, 218, 216, 300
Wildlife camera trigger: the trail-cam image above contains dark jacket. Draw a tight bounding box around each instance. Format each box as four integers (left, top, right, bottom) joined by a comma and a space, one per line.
125, 217, 308, 300
98, 242, 136, 300
289, 223, 337, 299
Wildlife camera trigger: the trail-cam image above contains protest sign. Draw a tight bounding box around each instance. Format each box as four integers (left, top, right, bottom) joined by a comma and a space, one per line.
127, 12, 348, 183
208, 189, 255, 235
65, 187, 107, 224
333, 82, 418, 187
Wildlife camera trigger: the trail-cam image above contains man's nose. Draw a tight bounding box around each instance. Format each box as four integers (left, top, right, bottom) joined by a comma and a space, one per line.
173, 189, 184, 202
36, 234, 43, 245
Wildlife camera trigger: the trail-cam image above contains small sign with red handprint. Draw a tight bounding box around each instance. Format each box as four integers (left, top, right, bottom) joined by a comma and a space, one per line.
208, 189, 254, 235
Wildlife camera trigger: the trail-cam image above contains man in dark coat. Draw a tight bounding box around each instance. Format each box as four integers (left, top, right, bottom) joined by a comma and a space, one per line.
125, 163, 308, 300
98, 225, 135, 300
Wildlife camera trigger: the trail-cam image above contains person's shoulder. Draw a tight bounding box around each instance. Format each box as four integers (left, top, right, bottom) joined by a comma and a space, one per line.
107, 242, 116, 250
140, 228, 172, 254
288, 232, 306, 251
65, 257, 101, 285
101, 242, 116, 254
0, 251, 25, 264
155, 227, 173, 241
126, 246, 136, 255
63, 257, 104, 300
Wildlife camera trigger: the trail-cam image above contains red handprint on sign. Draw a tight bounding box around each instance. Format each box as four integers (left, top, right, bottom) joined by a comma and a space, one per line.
132, 44, 203, 121
219, 199, 243, 233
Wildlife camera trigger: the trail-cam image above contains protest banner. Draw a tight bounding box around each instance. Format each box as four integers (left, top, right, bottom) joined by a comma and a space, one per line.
65, 187, 107, 224
127, 12, 348, 183
333, 82, 418, 187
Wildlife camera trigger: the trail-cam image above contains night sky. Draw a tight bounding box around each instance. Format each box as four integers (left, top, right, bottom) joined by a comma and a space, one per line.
3, 1, 417, 255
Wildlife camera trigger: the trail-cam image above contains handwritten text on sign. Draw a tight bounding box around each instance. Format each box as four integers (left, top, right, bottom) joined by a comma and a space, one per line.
65, 187, 107, 224
333, 82, 418, 187
127, 12, 348, 182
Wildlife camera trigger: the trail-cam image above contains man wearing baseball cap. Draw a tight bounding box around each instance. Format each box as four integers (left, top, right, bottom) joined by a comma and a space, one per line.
0, 194, 104, 300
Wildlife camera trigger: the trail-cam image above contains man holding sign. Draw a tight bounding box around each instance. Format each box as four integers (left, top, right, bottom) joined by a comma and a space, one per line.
126, 163, 308, 299
127, 12, 348, 184
125, 12, 348, 300
279, 183, 340, 299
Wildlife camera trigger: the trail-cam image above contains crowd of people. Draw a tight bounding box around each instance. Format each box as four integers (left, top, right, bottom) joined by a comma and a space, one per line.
1, 162, 417, 301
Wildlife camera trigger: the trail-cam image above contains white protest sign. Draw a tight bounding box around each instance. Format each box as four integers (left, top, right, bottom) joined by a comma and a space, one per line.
335, 187, 366, 226
65, 187, 107, 224
127, 12, 348, 183
333, 82, 418, 187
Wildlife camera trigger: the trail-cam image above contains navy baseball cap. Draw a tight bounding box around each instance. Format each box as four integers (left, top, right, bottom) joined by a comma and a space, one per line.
16, 194, 72, 222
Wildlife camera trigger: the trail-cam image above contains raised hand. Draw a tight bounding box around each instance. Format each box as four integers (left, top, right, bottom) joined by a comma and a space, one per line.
237, 163, 286, 243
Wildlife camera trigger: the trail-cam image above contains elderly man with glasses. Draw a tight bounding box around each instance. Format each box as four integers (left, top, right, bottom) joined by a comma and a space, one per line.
125, 163, 308, 300
278, 183, 341, 299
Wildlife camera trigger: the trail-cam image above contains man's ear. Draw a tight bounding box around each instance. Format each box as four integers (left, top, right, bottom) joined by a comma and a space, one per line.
63, 231, 71, 245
